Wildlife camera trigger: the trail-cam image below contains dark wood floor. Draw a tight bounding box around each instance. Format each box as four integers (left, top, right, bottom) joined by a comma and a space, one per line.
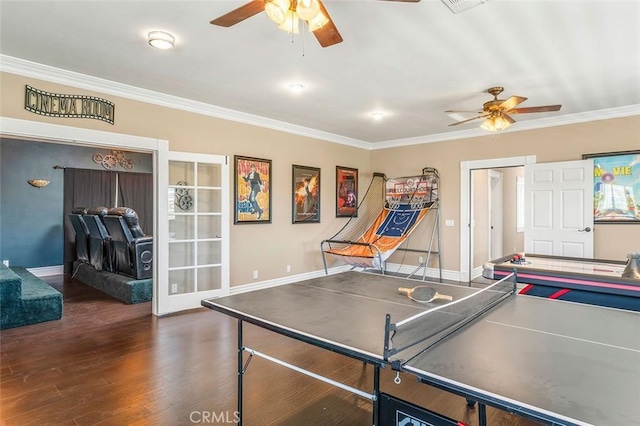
1, 274, 539, 425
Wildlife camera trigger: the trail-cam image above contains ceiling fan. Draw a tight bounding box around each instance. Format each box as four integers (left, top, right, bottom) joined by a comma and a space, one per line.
446, 86, 562, 131
210, 0, 420, 48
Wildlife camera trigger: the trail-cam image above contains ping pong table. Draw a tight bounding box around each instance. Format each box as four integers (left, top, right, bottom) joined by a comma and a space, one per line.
201, 271, 640, 426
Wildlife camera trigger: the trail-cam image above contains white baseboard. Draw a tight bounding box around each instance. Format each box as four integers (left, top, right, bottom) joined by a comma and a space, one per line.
382, 263, 461, 282
471, 265, 484, 280
228, 264, 463, 296
26, 265, 64, 277
229, 265, 352, 295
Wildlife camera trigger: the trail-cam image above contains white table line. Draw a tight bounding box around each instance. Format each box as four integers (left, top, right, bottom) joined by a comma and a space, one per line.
486, 320, 640, 353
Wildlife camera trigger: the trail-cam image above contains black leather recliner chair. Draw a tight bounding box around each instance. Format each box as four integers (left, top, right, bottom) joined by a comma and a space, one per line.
84, 207, 113, 272
103, 207, 153, 279
69, 207, 90, 264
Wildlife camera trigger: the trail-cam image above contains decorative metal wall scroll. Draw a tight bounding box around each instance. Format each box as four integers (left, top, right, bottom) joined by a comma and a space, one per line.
92, 150, 135, 170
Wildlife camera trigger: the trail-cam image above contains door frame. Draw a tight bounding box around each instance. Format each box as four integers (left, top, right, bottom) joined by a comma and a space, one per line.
0, 117, 169, 316
488, 169, 503, 260
460, 155, 536, 282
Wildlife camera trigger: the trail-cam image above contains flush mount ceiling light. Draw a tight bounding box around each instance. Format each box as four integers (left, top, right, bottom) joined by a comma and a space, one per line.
289, 83, 305, 93
370, 111, 385, 120
148, 31, 175, 49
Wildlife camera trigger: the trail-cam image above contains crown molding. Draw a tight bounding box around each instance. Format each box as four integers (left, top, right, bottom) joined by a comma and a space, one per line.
2, 55, 638, 151
373, 104, 640, 150
0, 54, 369, 149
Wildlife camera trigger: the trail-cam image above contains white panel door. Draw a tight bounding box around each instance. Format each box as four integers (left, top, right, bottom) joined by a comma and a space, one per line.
524, 159, 594, 258
158, 151, 229, 314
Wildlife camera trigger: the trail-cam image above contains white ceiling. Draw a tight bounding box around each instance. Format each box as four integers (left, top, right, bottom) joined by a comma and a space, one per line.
1, 0, 639, 145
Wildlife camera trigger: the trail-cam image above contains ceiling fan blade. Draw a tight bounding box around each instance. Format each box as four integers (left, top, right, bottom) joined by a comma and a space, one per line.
210, 0, 264, 27
312, 1, 343, 48
503, 113, 516, 124
499, 95, 527, 111
448, 113, 490, 126
509, 105, 562, 114
445, 109, 484, 114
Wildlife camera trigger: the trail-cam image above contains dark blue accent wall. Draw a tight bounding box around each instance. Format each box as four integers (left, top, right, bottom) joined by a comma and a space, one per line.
0, 138, 152, 268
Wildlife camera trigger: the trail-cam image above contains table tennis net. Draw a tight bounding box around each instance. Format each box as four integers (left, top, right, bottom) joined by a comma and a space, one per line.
384, 273, 516, 363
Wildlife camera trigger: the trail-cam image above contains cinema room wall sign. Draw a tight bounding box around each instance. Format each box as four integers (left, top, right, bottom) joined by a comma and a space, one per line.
24, 85, 115, 125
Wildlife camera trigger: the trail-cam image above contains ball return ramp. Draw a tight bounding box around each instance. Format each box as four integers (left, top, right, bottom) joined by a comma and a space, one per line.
322, 168, 441, 278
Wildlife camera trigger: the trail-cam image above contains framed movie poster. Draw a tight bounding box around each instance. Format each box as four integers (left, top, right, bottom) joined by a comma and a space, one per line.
582, 150, 640, 224
292, 165, 320, 223
234, 156, 271, 224
336, 166, 358, 217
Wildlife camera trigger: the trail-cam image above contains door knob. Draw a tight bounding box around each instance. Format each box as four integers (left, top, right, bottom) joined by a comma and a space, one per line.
578, 227, 592, 232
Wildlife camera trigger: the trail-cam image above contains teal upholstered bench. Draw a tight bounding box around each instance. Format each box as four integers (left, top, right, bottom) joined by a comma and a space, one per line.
0, 265, 63, 329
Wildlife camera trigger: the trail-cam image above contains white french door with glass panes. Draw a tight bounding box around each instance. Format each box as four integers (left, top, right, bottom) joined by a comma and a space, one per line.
161, 152, 229, 313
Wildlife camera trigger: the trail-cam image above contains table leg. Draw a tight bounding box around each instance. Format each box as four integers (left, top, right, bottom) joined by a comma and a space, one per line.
237, 319, 243, 426
373, 365, 380, 426
478, 403, 487, 426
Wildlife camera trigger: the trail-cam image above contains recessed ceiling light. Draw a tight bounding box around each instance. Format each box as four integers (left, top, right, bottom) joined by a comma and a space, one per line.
289, 83, 305, 93
370, 111, 385, 120
148, 31, 175, 50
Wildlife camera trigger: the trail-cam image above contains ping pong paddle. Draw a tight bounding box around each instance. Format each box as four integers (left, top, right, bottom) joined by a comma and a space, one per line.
398, 286, 453, 303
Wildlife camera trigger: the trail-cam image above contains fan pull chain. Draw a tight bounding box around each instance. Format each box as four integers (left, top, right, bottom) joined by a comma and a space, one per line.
302, 21, 306, 57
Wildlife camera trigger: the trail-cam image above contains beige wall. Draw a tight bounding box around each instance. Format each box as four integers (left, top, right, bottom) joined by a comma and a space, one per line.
0, 72, 372, 286
2, 71, 639, 282
372, 115, 640, 270
472, 169, 489, 269
498, 166, 524, 255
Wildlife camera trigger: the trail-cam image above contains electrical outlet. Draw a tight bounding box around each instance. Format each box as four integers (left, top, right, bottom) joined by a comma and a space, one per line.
171, 283, 178, 293
2, 260, 8, 267
445, 220, 455, 227
286, 265, 291, 273
253, 270, 258, 280
418, 256, 424, 264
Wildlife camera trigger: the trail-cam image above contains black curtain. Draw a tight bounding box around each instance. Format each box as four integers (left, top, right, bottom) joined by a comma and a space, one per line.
118, 172, 153, 235
63, 169, 116, 273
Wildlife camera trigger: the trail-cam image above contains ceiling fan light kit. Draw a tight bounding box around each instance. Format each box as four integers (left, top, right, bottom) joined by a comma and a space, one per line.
278, 9, 300, 33
265, 0, 289, 23
210, 0, 419, 48
265, 0, 327, 34
480, 113, 514, 132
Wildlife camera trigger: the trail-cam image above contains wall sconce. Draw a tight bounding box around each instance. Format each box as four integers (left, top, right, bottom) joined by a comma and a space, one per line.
27, 179, 50, 189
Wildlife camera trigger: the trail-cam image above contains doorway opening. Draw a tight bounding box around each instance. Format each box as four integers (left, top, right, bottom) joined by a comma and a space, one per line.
459, 156, 536, 283
469, 166, 524, 280
0, 117, 168, 315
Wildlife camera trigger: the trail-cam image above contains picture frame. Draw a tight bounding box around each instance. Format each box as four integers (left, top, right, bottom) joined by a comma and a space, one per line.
336, 166, 358, 217
582, 150, 640, 224
234, 156, 272, 224
292, 164, 320, 223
